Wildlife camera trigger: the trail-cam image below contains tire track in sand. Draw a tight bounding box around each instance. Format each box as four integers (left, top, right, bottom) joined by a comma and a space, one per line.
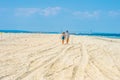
0, 43, 59, 80
15, 45, 73, 80
71, 43, 89, 80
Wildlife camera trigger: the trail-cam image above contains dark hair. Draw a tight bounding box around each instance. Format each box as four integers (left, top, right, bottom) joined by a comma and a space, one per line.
66, 30, 68, 32
62, 32, 65, 34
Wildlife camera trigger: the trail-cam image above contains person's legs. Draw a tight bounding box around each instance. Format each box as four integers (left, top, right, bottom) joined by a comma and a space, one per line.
62, 40, 64, 44
66, 38, 69, 44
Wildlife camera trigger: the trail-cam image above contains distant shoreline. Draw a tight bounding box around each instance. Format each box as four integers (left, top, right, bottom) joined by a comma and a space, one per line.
0, 30, 120, 39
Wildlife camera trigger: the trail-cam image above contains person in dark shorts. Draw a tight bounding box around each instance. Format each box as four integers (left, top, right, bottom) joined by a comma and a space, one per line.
61, 32, 65, 44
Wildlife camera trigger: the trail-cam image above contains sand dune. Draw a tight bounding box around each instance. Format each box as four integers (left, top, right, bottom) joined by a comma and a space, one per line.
0, 33, 120, 80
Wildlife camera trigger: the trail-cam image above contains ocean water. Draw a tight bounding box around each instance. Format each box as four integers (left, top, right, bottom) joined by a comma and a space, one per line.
0, 30, 120, 39
76, 33, 120, 39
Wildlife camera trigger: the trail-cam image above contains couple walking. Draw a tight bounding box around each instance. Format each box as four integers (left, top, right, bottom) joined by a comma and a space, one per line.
61, 30, 70, 44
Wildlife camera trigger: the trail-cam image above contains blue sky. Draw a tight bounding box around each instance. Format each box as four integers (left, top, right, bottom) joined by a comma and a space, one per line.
0, 0, 120, 33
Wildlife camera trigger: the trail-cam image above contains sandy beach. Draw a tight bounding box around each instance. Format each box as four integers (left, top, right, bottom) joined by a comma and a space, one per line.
0, 33, 120, 80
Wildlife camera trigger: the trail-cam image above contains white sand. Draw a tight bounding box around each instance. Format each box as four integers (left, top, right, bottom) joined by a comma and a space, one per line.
0, 33, 120, 80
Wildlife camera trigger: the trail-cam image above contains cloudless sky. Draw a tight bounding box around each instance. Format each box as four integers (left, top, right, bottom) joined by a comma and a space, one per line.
0, 0, 120, 33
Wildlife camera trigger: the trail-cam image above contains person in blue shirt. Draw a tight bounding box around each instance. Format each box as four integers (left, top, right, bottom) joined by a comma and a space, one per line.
61, 32, 65, 44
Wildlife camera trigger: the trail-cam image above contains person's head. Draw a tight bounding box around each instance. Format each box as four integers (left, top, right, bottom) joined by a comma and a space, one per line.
66, 30, 69, 33
62, 32, 65, 34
